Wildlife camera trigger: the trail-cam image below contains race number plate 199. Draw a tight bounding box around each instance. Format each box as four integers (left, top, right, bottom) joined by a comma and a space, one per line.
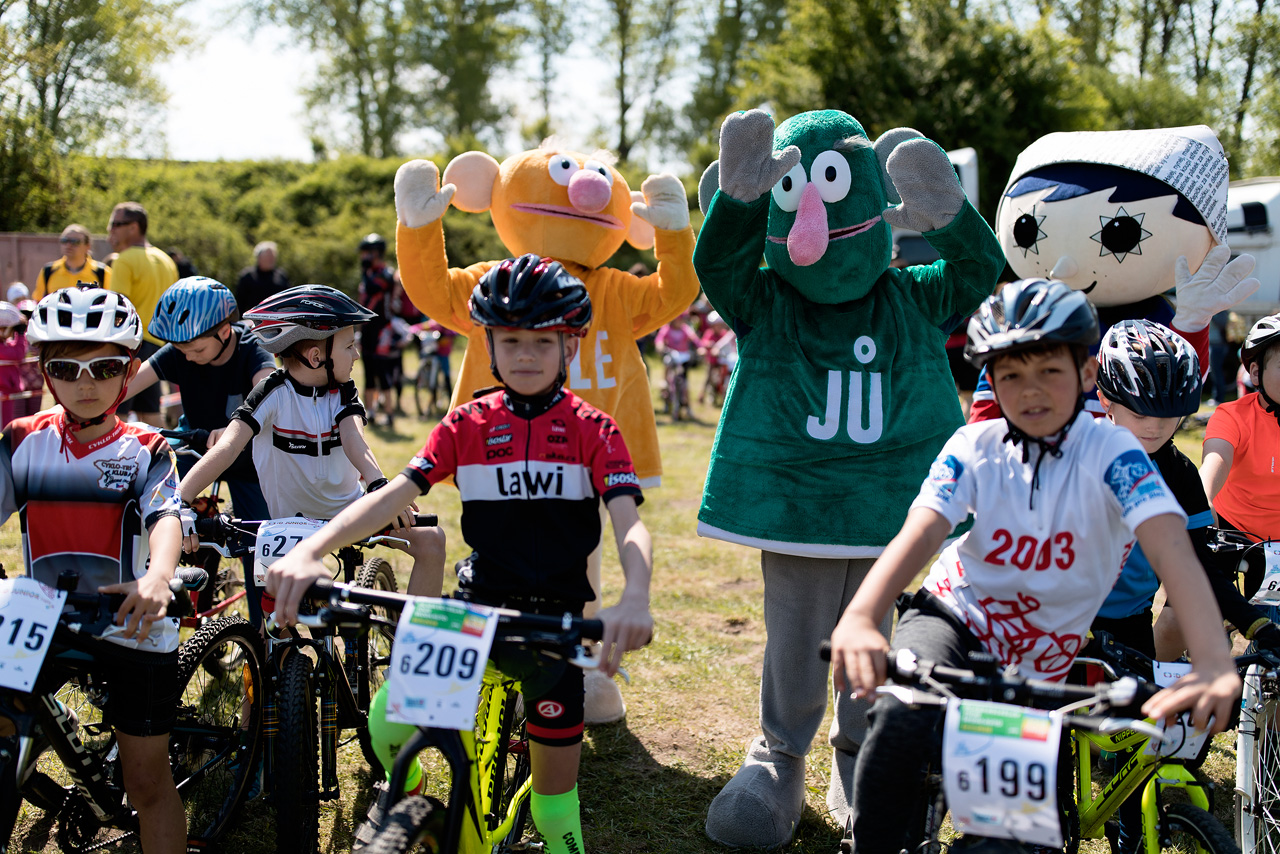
943, 699, 1064, 848
385, 597, 498, 730
0, 577, 67, 692
252, 517, 328, 586
1249, 544, 1280, 607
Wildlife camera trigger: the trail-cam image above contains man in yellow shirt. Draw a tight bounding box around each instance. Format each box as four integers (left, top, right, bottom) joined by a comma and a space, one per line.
34, 224, 111, 298
108, 201, 178, 427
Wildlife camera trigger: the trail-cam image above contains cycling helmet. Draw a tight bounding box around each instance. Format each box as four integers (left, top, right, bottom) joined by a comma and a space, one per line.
965, 278, 1099, 369
469, 255, 592, 337
243, 285, 376, 354
359, 233, 387, 254
15, 300, 35, 317
149, 276, 239, 343
28, 287, 143, 351
1242, 314, 1280, 371
1095, 320, 1201, 418
0, 302, 23, 329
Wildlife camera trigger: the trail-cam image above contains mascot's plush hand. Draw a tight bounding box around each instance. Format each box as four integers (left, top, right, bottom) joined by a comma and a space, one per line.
1172, 245, 1260, 331
718, 110, 801, 204
879, 133, 965, 233
395, 160, 457, 229
631, 174, 690, 231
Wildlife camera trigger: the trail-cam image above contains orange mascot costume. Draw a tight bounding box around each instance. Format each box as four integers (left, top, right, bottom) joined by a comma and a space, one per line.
394, 146, 699, 722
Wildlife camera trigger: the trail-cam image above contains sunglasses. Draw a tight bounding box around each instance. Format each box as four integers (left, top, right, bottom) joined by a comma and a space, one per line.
59, 237, 87, 245
44, 356, 132, 382
109, 220, 134, 229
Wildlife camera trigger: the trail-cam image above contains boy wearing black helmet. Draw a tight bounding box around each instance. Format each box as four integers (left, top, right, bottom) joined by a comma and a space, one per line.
266, 256, 654, 854
828, 280, 1238, 854
357, 232, 398, 425
176, 284, 445, 599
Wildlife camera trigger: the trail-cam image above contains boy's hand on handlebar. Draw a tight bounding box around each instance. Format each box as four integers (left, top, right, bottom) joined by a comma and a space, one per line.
390, 500, 419, 531
1142, 662, 1241, 735
180, 504, 199, 553
208, 427, 226, 446
596, 598, 653, 677
265, 549, 329, 627
830, 610, 890, 699
100, 572, 171, 641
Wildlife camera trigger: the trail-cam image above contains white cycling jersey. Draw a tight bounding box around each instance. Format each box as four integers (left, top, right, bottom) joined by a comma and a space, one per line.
914, 411, 1184, 681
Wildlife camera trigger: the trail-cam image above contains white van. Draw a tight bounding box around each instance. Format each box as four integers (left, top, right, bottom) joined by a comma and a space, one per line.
1226, 177, 1280, 321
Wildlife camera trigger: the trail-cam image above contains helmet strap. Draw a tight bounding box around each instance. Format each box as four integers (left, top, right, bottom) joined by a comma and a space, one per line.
485, 329, 503, 385
323, 336, 338, 389
210, 324, 235, 363
556, 332, 570, 388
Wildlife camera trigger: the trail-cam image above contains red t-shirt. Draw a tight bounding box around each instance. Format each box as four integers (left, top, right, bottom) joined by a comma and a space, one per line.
1204, 392, 1280, 539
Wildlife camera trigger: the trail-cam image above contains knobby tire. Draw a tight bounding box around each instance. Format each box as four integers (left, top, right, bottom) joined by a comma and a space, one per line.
363, 794, 445, 854
275, 651, 320, 854
1164, 803, 1241, 854
355, 557, 398, 775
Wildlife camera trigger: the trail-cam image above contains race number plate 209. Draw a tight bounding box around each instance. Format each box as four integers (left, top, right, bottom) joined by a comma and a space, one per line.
0, 577, 67, 692
1249, 544, 1280, 607
943, 699, 1064, 848
252, 517, 328, 586
385, 597, 498, 730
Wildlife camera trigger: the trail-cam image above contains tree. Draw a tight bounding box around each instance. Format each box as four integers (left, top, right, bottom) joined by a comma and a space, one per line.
521, 0, 570, 145
598, 0, 686, 164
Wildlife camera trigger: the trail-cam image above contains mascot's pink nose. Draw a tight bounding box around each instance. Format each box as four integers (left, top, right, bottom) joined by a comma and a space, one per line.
788, 182, 828, 267
568, 170, 613, 214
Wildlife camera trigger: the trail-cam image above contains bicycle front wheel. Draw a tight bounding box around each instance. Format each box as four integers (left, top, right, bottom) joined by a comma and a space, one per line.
1239, 662, 1280, 854
1165, 803, 1240, 854
355, 557, 398, 774
172, 615, 264, 845
364, 794, 446, 854
275, 651, 320, 854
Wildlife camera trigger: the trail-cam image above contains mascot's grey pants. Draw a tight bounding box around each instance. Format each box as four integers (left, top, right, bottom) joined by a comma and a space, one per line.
760, 552, 892, 765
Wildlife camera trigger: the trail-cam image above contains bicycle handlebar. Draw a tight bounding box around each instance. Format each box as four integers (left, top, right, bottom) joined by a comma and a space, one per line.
160, 427, 211, 455
194, 511, 439, 555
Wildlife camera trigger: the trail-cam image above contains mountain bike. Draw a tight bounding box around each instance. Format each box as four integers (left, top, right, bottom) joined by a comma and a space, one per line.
413, 329, 452, 420
661, 350, 691, 421
291, 579, 604, 854
194, 510, 437, 854
0, 568, 264, 852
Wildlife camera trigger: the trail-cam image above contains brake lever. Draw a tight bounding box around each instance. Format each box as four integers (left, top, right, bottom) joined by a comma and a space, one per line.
366, 535, 409, 549
568, 644, 601, 670
1094, 717, 1172, 744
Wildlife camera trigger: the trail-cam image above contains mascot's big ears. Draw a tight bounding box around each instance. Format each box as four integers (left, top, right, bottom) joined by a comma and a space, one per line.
698, 126, 927, 216
443, 150, 655, 262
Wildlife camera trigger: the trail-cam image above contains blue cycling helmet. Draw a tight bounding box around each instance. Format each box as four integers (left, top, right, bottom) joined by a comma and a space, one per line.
149, 277, 239, 343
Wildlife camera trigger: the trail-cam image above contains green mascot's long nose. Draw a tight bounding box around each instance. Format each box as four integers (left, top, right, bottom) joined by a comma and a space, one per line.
788, 182, 828, 266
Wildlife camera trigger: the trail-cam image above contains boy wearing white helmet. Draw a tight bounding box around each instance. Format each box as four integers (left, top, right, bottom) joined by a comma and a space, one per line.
14, 286, 187, 852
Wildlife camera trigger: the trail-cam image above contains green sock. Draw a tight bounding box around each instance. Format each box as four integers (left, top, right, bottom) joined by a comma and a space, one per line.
530, 786, 584, 854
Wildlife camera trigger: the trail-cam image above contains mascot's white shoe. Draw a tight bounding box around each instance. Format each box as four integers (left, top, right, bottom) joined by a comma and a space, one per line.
583, 669, 626, 725
826, 746, 858, 833
705, 736, 805, 849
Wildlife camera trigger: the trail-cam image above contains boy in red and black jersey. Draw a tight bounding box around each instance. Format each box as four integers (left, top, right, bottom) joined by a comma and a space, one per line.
267, 255, 652, 854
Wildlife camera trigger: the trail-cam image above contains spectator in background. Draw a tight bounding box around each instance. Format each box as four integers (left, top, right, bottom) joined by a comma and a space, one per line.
0, 302, 29, 428
1207, 310, 1231, 405
167, 248, 199, 279
11, 298, 41, 417
34, 224, 111, 298
356, 232, 397, 427
235, 241, 291, 315
7, 283, 29, 304
108, 201, 178, 427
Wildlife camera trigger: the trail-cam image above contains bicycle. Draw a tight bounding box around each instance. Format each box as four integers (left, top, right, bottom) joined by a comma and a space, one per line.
413, 328, 452, 420
661, 350, 691, 421
0, 567, 264, 852
291, 579, 604, 854
823, 637, 1239, 854
194, 510, 438, 854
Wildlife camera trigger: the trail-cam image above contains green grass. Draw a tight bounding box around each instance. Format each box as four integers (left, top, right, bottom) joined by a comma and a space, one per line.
4, 361, 1246, 853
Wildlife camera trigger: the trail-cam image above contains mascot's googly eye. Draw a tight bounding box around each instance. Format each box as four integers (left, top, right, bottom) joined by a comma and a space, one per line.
548, 155, 580, 186
583, 159, 614, 185
809, 150, 851, 204
772, 161, 808, 213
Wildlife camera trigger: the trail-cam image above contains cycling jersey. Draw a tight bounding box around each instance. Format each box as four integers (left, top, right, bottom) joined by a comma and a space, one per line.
915, 411, 1183, 680
402, 388, 643, 603
1205, 392, 1280, 541
232, 369, 367, 520
0, 410, 181, 652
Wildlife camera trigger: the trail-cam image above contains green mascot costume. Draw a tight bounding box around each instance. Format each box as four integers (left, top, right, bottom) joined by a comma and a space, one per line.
695, 109, 1005, 846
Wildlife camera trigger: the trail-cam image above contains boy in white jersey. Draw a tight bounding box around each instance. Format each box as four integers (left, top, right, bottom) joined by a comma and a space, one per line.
177, 285, 444, 597
828, 279, 1239, 854
9, 287, 186, 853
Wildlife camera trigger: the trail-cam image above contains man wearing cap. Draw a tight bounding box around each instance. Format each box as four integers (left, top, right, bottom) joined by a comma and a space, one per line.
34, 224, 111, 299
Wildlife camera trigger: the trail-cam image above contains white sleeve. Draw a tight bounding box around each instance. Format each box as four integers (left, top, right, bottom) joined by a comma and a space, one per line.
909, 428, 977, 528
1099, 431, 1187, 534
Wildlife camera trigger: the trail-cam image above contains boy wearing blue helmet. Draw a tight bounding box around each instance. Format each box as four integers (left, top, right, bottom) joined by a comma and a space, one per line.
828, 280, 1239, 854
130, 276, 276, 624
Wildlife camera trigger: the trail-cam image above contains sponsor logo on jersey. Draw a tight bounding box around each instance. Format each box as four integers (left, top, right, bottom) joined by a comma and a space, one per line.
486, 447, 513, 460
606, 459, 630, 469
486, 433, 512, 446
489, 423, 511, 433
551, 418, 567, 434
94, 459, 138, 492
495, 465, 565, 497
927, 454, 964, 501
605, 472, 639, 488
542, 451, 573, 462
537, 700, 565, 719
546, 434, 567, 444
1105, 449, 1164, 513
410, 455, 434, 475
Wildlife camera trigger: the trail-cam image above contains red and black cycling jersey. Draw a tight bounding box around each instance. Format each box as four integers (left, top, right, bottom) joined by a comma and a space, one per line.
403, 388, 643, 604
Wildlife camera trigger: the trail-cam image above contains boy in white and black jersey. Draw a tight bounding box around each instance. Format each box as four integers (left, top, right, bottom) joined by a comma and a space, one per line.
828, 279, 1240, 854
176, 285, 444, 597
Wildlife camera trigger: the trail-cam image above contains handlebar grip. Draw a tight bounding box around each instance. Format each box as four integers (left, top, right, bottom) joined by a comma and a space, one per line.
194, 516, 226, 544
580, 618, 605, 641
413, 513, 437, 528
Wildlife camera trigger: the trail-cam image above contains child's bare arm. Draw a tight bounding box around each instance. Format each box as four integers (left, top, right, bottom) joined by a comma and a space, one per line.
179, 420, 253, 504
101, 515, 181, 641
1140, 512, 1240, 732
339, 414, 383, 485
1200, 438, 1234, 521
597, 495, 653, 676
266, 475, 421, 625
130, 359, 160, 396
831, 506, 952, 697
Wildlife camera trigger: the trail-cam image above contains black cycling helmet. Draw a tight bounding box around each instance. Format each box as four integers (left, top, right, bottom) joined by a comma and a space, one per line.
1242, 314, 1280, 371
359, 233, 387, 254
1096, 320, 1201, 418
244, 284, 375, 354
965, 278, 1099, 369
469, 255, 592, 337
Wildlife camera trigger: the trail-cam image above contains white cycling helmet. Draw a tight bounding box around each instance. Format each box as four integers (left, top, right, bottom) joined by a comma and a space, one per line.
28, 287, 143, 351
0, 302, 23, 329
